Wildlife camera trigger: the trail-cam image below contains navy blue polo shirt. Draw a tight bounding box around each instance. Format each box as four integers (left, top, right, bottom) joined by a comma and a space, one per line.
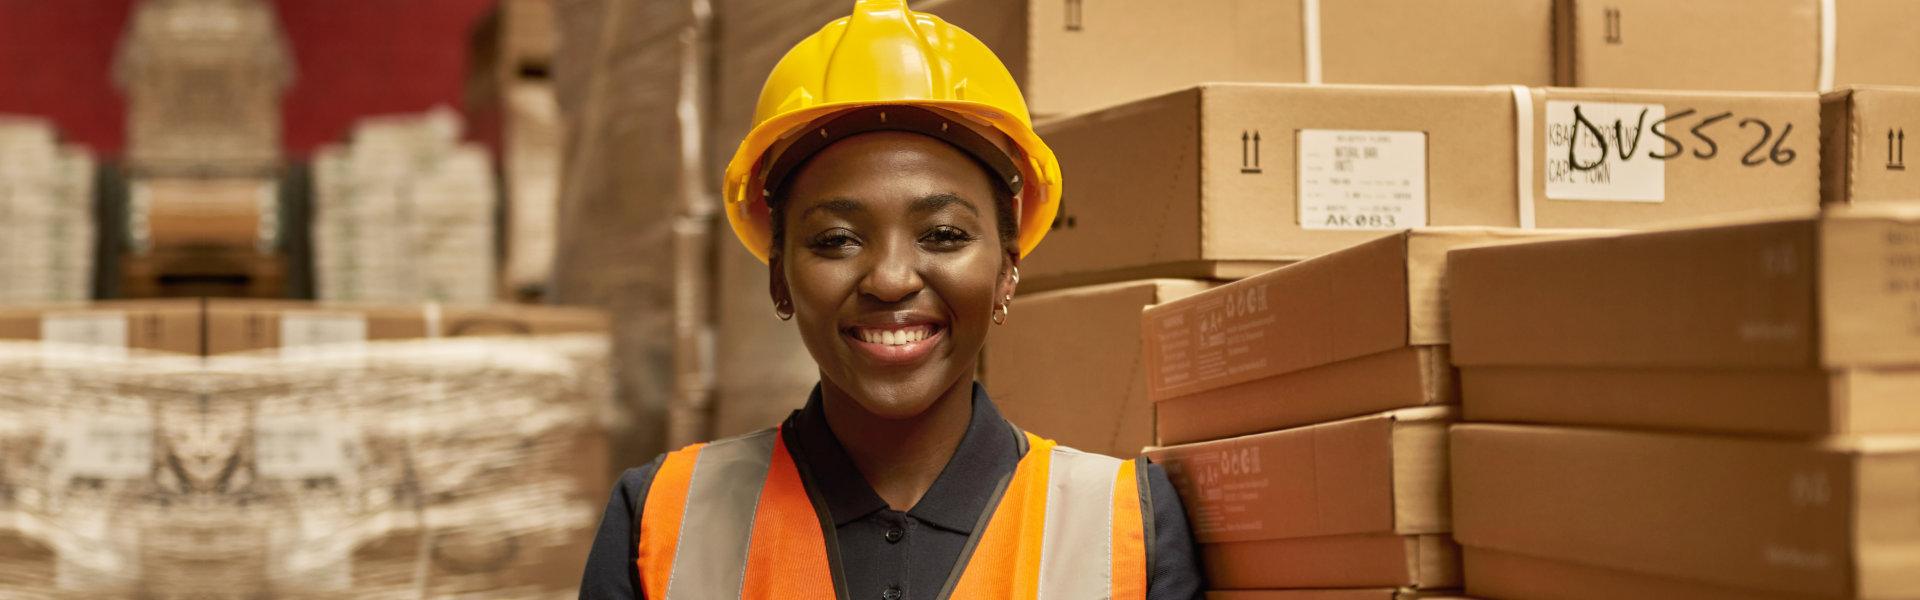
578, 383, 1205, 599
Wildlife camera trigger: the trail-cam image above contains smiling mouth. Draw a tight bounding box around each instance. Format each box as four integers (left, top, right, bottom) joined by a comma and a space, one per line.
850, 324, 938, 346
843, 323, 945, 364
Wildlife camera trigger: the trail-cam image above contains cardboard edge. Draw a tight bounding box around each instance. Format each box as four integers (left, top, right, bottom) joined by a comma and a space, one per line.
1151, 346, 1454, 446
1390, 413, 1455, 535
1818, 87, 1859, 205
1551, 0, 1576, 87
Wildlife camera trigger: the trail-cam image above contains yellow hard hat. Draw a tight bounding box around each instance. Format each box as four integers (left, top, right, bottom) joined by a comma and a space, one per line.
722, 0, 1062, 263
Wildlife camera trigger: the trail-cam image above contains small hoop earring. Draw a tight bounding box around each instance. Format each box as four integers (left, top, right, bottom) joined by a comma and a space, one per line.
775, 301, 794, 321
992, 303, 1008, 325
1009, 265, 1020, 286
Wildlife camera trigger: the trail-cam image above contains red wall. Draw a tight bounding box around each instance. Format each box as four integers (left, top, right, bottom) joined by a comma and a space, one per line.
0, 0, 500, 159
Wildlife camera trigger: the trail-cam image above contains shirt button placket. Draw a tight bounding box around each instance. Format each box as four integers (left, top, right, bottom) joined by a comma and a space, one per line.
884, 525, 904, 543
882, 586, 903, 600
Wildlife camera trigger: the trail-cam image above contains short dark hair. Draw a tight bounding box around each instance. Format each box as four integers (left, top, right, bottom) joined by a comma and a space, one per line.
767, 156, 1020, 259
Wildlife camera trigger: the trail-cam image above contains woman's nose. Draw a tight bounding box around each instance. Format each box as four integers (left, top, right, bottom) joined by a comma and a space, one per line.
858, 238, 924, 303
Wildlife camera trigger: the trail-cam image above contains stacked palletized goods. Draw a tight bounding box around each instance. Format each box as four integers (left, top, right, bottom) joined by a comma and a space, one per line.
0, 117, 94, 303
0, 303, 611, 598
312, 108, 497, 304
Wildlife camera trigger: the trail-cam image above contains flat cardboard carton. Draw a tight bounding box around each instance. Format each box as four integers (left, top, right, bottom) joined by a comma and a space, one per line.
1556, 0, 1920, 91
1201, 533, 1460, 591
1208, 589, 1470, 600
0, 300, 204, 355
1028, 84, 1819, 287
1145, 229, 1607, 445
1453, 424, 1920, 599
1147, 408, 1456, 587
1448, 207, 1920, 435
1821, 86, 1920, 204
1464, 547, 1895, 600
1155, 347, 1453, 447
204, 299, 609, 355
926, 0, 1551, 118
985, 279, 1212, 457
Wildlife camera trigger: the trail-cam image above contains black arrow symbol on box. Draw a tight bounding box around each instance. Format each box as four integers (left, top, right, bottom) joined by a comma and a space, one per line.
1241, 130, 1263, 174
1892, 128, 1907, 171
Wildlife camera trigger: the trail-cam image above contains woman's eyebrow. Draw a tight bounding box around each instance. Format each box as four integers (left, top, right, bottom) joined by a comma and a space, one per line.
800, 197, 864, 221
909, 193, 979, 216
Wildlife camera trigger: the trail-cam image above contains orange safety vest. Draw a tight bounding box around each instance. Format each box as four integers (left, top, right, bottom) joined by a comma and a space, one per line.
635, 425, 1150, 599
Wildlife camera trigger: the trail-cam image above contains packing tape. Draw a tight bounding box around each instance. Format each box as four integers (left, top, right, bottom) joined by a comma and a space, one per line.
1817, 0, 1836, 91
1303, 0, 1323, 84
1511, 85, 1537, 230
423, 301, 443, 338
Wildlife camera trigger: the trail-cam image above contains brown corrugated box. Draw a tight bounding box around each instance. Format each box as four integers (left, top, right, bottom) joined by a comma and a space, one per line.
1448, 206, 1920, 436
1145, 229, 1609, 445
1027, 83, 1819, 288
1208, 590, 1472, 600
1213, 592, 1466, 600
926, 0, 1550, 118
1145, 408, 1458, 589
1556, 0, 1920, 91
1452, 424, 1920, 600
0, 299, 204, 355
985, 279, 1212, 458
1821, 86, 1920, 205
204, 299, 610, 355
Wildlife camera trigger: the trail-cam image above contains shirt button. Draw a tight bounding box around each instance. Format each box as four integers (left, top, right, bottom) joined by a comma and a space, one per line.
884, 526, 904, 543
882, 586, 902, 600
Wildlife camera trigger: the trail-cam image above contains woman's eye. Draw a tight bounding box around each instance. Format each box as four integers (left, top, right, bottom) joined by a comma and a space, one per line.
921, 225, 977, 248
807, 229, 861, 251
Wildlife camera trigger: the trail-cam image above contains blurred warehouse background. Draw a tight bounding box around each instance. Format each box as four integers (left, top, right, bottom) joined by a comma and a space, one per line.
5, 0, 1920, 598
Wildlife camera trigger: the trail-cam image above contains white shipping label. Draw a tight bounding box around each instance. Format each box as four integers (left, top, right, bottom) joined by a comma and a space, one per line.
1298, 130, 1428, 230
1545, 100, 1666, 202
57, 415, 154, 479
41, 311, 128, 348
279, 311, 367, 347
254, 416, 353, 480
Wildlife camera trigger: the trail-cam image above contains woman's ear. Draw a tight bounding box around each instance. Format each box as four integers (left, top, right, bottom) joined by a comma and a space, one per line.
769, 252, 795, 321
998, 249, 1021, 305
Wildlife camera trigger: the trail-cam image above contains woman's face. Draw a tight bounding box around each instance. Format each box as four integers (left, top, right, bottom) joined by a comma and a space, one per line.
771, 131, 1016, 420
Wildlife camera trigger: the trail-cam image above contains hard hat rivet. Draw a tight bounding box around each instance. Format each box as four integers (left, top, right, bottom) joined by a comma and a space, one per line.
879, 112, 887, 123
940, 122, 949, 132
819, 128, 829, 139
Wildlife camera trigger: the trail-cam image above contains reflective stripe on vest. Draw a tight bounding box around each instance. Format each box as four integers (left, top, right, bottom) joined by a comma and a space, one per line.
637, 426, 1148, 600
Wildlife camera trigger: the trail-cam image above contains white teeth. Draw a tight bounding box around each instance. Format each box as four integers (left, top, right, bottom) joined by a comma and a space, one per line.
859, 327, 934, 345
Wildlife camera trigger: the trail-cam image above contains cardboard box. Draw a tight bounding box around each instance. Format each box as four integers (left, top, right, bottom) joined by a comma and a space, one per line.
1145, 229, 1611, 445
1556, 0, 1920, 92
984, 279, 1212, 457
1028, 84, 1819, 287
1452, 424, 1920, 600
1821, 86, 1920, 205
926, 0, 1551, 118
1448, 207, 1920, 435
1464, 547, 1868, 600
1201, 534, 1461, 591
1146, 408, 1457, 589
1208, 590, 1471, 600
0, 300, 204, 355
204, 299, 609, 355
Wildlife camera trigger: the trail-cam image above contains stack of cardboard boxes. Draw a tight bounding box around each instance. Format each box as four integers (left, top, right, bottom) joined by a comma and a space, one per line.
1446, 207, 1920, 599
0, 118, 94, 303
1138, 228, 1595, 596
990, 80, 1831, 460
311, 108, 498, 305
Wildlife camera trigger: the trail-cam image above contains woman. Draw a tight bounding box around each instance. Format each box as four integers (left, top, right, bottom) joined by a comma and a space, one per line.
580, 1, 1203, 598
